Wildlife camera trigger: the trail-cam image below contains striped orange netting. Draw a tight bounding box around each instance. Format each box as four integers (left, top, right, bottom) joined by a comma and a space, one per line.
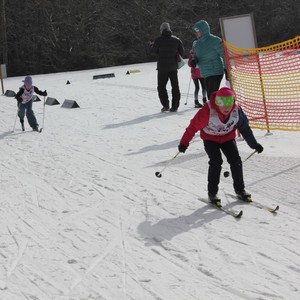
223, 36, 300, 131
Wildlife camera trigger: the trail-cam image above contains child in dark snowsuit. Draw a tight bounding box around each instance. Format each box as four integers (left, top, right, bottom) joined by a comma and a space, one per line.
15, 76, 47, 131
178, 87, 263, 207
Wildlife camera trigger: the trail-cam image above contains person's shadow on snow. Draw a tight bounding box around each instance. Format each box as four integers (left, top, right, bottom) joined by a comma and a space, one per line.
103, 108, 194, 129
138, 204, 240, 246
0, 130, 24, 139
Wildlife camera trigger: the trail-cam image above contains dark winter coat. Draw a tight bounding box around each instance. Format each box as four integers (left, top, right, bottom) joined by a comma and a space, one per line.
16, 86, 46, 104
151, 30, 184, 72
180, 91, 259, 148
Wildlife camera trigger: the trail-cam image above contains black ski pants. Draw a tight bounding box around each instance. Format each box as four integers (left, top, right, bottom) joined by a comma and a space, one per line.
157, 70, 180, 110
203, 139, 245, 195
193, 77, 207, 102
205, 74, 224, 100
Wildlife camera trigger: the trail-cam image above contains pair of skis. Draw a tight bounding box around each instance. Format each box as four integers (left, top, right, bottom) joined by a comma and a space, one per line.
199, 197, 279, 219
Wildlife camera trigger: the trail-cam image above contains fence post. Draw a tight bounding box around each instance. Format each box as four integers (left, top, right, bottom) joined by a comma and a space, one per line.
256, 52, 270, 133
0, 65, 4, 95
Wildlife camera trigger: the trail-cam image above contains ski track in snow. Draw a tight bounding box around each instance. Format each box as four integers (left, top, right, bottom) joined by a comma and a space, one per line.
0, 63, 300, 299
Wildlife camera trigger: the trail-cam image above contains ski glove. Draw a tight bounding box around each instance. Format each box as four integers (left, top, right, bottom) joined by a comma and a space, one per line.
178, 144, 188, 153
16, 96, 22, 103
41, 90, 47, 96
190, 59, 197, 68
255, 143, 264, 154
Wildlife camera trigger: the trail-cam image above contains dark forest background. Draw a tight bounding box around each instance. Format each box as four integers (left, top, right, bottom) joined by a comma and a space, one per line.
1, 0, 300, 77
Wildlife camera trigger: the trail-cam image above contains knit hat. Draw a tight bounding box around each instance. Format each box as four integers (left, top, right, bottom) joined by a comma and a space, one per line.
23, 76, 33, 86
215, 87, 235, 107
160, 22, 171, 34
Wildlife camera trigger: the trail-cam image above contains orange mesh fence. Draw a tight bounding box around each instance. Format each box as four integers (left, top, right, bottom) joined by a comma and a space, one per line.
223, 36, 300, 131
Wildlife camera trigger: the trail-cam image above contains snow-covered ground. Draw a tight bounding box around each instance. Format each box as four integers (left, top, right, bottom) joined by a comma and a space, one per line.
0, 62, 300, 300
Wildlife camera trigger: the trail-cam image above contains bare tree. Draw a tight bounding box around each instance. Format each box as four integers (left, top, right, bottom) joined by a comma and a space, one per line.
0, 0, 8, 66
2, 0, 300, 76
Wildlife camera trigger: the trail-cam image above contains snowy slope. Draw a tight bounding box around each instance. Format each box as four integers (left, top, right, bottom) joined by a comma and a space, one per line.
0, 62, 300, 300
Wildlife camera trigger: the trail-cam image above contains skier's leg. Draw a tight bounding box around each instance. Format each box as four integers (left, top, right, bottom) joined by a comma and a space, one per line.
25, 100, 39, 129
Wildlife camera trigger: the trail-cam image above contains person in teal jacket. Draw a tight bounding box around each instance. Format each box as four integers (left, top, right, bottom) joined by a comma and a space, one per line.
190, 20, 227, 100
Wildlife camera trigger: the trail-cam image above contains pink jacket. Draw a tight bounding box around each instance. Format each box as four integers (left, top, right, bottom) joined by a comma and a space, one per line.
188, 52, 202, 79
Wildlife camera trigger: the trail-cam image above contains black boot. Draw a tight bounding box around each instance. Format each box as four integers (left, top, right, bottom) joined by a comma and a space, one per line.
235, 190, 252, 202
202, 97, 207, 104
208, 192, 222, 207
194, 100, 202, 108
20, 119, 25, 131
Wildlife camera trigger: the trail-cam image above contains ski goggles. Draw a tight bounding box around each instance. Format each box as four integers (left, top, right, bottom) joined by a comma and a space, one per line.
215, 95, 234, 107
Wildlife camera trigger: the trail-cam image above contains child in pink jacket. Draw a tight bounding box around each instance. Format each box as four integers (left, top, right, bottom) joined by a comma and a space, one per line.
188, 50, 207, 108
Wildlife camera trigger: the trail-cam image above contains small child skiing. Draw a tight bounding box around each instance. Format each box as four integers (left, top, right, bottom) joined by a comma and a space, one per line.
188, 49, 207, 108
15, 76, 47, 131
178, 87, 263, 207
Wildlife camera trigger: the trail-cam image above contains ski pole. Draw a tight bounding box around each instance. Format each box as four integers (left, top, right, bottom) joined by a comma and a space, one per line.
39, 96, 46, 133
184, 76, 192, 105
11, 107, 19, 132
243, 150, 257, 162
223, 150, 257, 178
155, 151, 180, 178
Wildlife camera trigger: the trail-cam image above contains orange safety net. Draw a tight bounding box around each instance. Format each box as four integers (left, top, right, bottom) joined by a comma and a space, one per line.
223, 36, 300, 131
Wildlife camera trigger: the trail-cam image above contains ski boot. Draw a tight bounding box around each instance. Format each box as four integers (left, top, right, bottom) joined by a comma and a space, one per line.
208, 192, 222, 207
235, 190, 252, 202
194, 100, 202, 108
20, 119, 25, 131
33, 126, 39, 132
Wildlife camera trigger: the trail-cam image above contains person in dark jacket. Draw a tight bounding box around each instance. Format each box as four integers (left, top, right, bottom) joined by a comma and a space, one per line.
177, 87, 263, 207
150, 22, 184, 112
15, 76, 47, 131
190, 20, 227, 100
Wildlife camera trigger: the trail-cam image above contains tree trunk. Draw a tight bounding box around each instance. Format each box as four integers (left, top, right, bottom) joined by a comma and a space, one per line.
0, 0, 8, 66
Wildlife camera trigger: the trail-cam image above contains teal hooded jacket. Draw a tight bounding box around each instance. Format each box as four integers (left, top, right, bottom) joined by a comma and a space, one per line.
192, 20, 225, 78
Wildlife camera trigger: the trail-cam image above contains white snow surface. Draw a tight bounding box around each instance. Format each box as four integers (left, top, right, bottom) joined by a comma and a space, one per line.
0, 62, 300, 300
